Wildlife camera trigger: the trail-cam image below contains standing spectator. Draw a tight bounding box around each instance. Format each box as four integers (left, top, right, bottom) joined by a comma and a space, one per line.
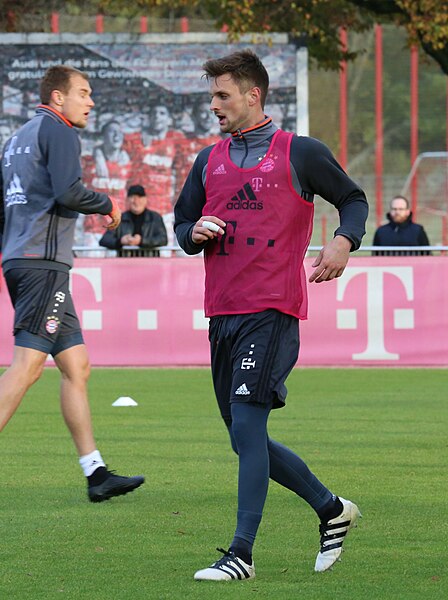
372, 195, 431, 255
175, 49, 368, 582
99, 184, 167, 256
0, 65, 144, 502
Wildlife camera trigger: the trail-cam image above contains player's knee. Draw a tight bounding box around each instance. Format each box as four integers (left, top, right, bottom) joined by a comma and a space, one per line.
11, 350, 45, 386
36, 361, 45, 381
58, 356, 91, 385
83, 364, 91, 385
231, 419, 250, 447
80, 357, 91, 381
225, 423, 239, 455
72, 359, 91, 384
27, 361, 45, 386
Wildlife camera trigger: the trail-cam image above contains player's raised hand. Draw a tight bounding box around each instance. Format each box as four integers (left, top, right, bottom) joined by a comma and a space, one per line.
192, 216, 226, 244
106, 198, 121, 230
309, 235, 352, 283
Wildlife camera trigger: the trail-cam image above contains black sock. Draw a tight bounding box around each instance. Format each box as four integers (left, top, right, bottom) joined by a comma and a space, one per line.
230, 537, 253, 565
87, 466, 109, 486
318, 496, 344, 523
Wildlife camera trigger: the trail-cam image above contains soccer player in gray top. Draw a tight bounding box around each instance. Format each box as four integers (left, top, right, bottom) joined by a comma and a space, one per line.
175, 50, 367, 581
0, 65, 144, 502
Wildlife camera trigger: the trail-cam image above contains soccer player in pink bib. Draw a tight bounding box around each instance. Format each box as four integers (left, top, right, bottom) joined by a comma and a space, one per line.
175, 49, 368, 581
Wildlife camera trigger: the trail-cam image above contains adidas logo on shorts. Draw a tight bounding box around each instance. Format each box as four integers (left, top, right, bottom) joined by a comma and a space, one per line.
235, 383, 250, 395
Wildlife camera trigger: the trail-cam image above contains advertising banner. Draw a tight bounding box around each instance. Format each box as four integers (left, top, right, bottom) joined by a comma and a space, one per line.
1, 256, 447, 367
0, 34, 305, 250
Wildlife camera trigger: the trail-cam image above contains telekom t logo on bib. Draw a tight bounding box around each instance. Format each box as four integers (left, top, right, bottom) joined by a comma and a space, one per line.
337, 266, 414, 360
251, 177, 263, 192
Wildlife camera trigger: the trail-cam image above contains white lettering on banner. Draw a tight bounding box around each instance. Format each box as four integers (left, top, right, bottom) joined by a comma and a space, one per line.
82, 309, 102, 330
337, 266, 414, 360
70, 268, 103, 330
138, 310, 157, 330
70, 268, 159, 331
193, 310, 209, 330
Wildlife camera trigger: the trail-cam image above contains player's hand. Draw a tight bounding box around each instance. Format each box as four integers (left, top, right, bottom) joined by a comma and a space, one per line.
106, 199, 121, 230
192, 216, 226, 244
309, 235, 352, 283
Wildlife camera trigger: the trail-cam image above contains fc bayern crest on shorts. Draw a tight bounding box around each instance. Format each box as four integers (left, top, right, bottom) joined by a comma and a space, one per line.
45, 316, 61, 334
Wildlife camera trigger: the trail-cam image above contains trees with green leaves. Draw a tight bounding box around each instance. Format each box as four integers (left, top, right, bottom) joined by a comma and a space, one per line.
347, 0, 448, 74
1, 0, 446, 74
112, 0, 448, 73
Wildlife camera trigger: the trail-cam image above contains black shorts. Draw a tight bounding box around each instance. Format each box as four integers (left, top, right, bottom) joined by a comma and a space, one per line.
5, 267, 84, 356
209, 309, 300, 424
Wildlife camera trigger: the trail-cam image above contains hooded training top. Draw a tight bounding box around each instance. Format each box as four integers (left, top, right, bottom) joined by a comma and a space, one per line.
0, 105, 112, 271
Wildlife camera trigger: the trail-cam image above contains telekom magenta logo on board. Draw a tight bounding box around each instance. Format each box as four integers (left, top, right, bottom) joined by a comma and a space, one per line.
337, 266, 414, 360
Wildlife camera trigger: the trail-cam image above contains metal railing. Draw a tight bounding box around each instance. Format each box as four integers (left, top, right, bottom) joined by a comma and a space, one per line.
72, 245, 448, 257
72, 245, 187, 257
352, 246, 446, 255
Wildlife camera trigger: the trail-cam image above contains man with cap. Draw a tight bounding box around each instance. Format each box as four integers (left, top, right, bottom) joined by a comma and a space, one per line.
100, 184, 168, 256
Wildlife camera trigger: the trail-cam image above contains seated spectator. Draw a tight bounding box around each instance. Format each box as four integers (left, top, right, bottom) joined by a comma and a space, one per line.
372, 195, 431, 255
99, 185, 167, 256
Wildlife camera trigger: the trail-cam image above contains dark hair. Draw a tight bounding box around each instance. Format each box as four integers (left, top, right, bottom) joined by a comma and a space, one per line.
391, 195, 410, 208
40, 65, 89, 104
202, 49, 269, 108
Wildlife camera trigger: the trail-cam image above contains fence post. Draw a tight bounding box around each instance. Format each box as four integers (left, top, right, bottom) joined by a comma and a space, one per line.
51, 12, 59, 33
443, 215, 448, 255
180, 16, 189, 33
410, 46, 419, 218
446, 79, 448, 226
6, 10, 16, 31
96, 14, 104, 34
140, 16, 148, 33
339, 28, 348, 171
375, 24, 383, 227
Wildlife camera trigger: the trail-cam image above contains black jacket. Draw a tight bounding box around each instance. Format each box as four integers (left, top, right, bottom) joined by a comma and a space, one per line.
99, 209, 167, 256
372, 213, 431, 255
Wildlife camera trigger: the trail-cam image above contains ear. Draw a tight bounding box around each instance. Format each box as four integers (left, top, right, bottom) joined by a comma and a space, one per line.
50, 89, 64, 107
247, 86, 261, 107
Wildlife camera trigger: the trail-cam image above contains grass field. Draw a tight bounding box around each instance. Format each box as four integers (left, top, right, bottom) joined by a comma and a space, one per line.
0, 367, 446, 600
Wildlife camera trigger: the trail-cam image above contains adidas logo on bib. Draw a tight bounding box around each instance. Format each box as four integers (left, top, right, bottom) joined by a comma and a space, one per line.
213, 163, 227, 175
235, 383, 250, 396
